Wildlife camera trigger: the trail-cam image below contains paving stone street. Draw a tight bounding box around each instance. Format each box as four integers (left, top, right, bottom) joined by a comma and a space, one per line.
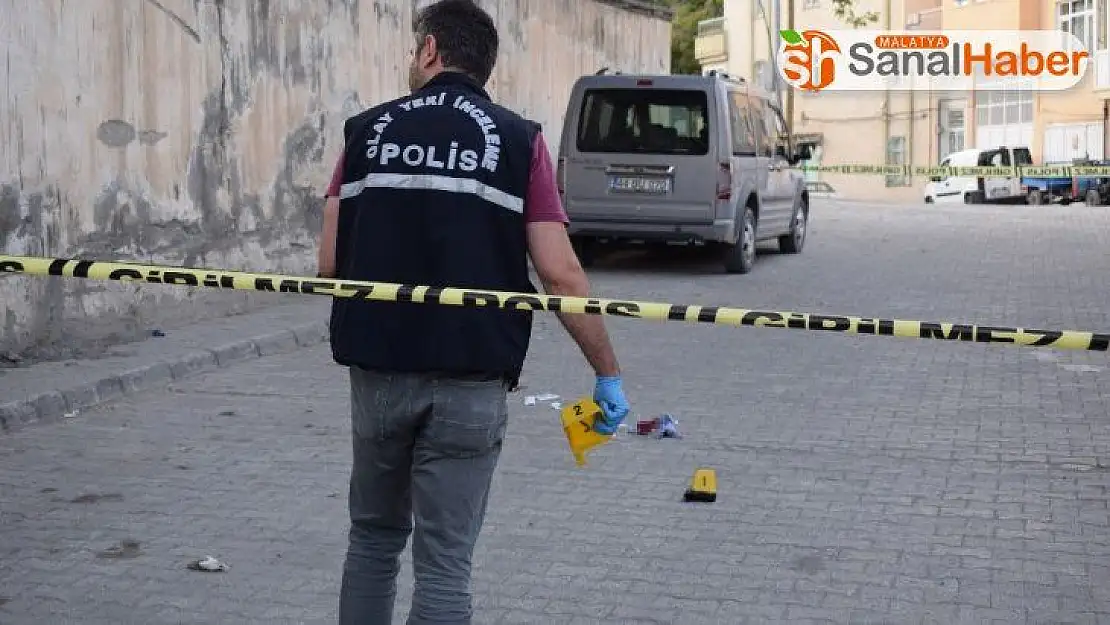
2, 200, 1110, 624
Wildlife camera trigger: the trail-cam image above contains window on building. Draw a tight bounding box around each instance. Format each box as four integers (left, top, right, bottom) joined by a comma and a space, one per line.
1059, 0, 1095, 51
947, 130, 965, 156
974, 82, 1034, 127
1098, 0, 1109, 50
940, 101, 966, 160
803, 0, 820, 9
885, 136, 908, 187
753, 60, 773, 93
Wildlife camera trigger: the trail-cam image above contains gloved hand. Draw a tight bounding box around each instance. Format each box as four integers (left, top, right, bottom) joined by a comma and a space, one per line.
592, 375, 630, 434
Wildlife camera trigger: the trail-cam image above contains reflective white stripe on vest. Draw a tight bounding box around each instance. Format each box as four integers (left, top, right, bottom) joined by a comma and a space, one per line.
340, 173, 524, 214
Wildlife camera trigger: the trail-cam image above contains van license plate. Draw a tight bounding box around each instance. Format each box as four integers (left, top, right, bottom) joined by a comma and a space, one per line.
608, 176, 671, 194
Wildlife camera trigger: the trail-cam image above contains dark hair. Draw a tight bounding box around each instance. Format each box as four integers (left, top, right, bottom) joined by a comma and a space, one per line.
414, 0, 499, 85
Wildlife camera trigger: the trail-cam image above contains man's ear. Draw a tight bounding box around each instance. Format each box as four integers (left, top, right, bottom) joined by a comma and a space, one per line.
420, 34, 438, 67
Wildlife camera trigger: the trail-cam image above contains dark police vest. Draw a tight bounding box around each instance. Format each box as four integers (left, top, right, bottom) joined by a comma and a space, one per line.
329, 71, 540, 387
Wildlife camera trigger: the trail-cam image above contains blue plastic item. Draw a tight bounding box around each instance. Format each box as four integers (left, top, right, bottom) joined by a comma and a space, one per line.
656, 414, 681, 439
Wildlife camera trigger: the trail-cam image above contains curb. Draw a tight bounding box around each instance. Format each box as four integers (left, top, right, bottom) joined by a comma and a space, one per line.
0, 321, 329, 435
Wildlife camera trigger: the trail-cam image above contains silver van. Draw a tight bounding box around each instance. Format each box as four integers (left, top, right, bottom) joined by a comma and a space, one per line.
555, 70, 812, 274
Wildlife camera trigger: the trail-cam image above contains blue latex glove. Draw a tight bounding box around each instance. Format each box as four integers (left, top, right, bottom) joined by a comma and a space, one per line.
592, 376, 630, 434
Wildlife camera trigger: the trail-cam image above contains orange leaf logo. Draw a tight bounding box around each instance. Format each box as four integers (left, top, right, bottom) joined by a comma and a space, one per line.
780, 29, 842, 92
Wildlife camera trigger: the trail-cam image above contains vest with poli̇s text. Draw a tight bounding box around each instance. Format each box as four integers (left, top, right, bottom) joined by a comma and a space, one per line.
329, 71, 540, 386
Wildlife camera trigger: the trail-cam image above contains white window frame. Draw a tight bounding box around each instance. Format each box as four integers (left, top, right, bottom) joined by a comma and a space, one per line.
803, 0, 820, 9
885, 136, 908, 187
947, 128, 965, 157
1099, 0, 1110, 51
939, 100, 966, 161
974, 89, 1034, 127
1058, 0, 1096, 52
974, 69, 1034, 129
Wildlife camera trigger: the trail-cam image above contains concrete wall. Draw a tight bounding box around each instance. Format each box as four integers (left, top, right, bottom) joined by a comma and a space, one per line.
722, 0, 771, 90
709, 0, 1109, 199
714, 0, 924, 201
900, 0, 947, 177
940, 0, 1034, 157
791, 0, 928, 202
942, 0, 1108, 164
1037, 0, 1108, 163
765, 0, 928, 201
0, 0, 671, 360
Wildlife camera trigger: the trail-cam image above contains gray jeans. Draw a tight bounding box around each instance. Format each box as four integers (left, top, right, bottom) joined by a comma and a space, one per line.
338, 366, 509, 625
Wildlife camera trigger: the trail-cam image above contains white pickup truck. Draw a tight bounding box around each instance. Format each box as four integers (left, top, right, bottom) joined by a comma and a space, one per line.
923, 146, 1033, 205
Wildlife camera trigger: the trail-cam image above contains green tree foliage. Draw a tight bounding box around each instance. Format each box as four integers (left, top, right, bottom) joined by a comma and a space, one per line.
665, 0, 724, 75
664, 0, 877, 75
830, 0, 879, 27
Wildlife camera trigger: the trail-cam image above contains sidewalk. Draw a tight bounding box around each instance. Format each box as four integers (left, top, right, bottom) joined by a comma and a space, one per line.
0, 300, 331, 434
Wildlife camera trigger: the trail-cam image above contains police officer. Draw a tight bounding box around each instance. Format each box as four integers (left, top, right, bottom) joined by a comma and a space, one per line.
315, 1, 631, 623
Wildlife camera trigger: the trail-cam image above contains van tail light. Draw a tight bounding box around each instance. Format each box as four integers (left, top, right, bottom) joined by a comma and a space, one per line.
716, 162, 732, 200
556, 157, 566, 196
1072, 177, 1079, 198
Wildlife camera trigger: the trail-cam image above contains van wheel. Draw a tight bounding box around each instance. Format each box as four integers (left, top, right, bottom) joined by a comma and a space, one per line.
1027, 189, 1043, 205
724, 207, 756, 274
924, 196, 934, 204
1087, 189, 1101, 206
964, 191, 983, 204
779, 198, 807, 254
570, 236, 596, 268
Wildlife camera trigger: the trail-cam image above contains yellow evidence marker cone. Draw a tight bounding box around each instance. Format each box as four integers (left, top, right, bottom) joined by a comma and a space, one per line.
683, 468, 717, 502
560, 396, 613, 467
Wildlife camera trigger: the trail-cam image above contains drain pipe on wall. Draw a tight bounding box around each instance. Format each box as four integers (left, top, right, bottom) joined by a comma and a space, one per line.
906, 7, 914, 186
772, 0, 781, 99
750, 0, 756, 82
1104, 100, 1108, 159
908, 88, 915, 185
882, 0, 892, 178
928, 94, 935, 164
786, 0, 795, 130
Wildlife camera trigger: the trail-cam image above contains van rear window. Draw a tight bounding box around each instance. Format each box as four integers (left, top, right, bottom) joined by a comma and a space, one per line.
576, 89, 709, 155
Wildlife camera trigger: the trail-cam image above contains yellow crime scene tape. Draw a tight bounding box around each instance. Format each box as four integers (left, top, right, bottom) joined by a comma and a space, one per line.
792, 164, 1110, 177
2, 255, 1108, 353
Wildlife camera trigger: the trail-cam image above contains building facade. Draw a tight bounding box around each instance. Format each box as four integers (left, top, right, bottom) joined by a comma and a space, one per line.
1037, 0, 1110, 163
695, 0, 1110, 202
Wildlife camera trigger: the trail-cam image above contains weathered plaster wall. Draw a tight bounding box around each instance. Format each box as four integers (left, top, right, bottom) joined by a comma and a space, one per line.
0, 0, 670, 360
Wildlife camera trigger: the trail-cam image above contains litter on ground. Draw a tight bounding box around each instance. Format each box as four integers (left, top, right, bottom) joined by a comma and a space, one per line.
187, 556, 229, 572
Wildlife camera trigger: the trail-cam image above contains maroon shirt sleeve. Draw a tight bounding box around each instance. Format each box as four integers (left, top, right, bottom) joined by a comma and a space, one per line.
325, 152, 344, 198
524, 133, 569, 224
